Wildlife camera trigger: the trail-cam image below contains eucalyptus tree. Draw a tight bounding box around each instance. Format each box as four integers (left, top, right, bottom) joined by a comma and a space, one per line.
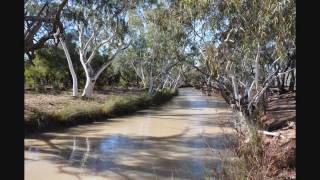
24, 33, 82, 92
141, 3, 192, 93
210, 0, 296, 113
125, 4, 175, 94
63, 0, 132, 97
24, 0, 68, 61
126, 9, 149, 88
126, 35, 149, 88
167, 0, 295, 115
25, 0, 81, 96
51, 24, 79, 96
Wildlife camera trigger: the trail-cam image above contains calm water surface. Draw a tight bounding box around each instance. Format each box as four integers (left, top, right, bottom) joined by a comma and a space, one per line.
25, 88, 239, 180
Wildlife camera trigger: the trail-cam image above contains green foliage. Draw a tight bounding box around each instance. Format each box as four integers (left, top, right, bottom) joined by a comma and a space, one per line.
25, 46, 73, 91
25, 0, 295, 98
24, 33, 127, 91
24, 57, 48, 90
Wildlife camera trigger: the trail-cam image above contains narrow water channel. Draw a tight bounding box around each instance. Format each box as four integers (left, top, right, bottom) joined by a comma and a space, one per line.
25, 88, 239, 180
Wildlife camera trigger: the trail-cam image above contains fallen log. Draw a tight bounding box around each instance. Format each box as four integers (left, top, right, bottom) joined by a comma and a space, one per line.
258, 130, 285, 138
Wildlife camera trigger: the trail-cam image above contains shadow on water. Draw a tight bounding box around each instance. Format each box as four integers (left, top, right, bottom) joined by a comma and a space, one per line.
169, 100, 229, 109
25, 88, 239, 179
26, 130, 237, 179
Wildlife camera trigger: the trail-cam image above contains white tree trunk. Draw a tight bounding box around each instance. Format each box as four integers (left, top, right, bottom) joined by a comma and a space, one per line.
162, 75, 169, 89
81, 60, 114, 98
156, 83, 161, 91
231, 75, 239, 103
76, 21, 132, 98
173, 73, 181, 90
148, 77, 153, 95
131, 60, 147, 88
138, 62, 147, 88
207, 74, 212, 87
148, 65, 154, 95
82, 76, 95, 97
255, 43, 260, 90
59, 38, 78, 97
168, 80, 173, 89
248, 80, 255, 101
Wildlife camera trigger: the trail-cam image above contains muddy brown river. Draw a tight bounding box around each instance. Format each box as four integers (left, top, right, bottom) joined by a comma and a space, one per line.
25, 88, 239, 180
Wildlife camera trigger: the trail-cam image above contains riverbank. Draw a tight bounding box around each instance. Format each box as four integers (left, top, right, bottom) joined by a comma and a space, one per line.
25, 88, 178, 134
199, 87, 296, 179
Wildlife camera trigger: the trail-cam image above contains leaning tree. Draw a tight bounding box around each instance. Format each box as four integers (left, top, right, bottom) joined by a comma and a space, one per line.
25, 0, 80, 97
24, 0, 68, 61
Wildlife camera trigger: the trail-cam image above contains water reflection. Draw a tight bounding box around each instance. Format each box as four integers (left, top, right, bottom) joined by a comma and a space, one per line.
25, 88, 238, 179
25, 146, 40, 163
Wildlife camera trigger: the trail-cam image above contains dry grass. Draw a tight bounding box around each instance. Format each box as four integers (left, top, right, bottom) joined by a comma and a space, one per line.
25, 89, 178, 133
220, 121, 296, 180
24, 91, 141, 121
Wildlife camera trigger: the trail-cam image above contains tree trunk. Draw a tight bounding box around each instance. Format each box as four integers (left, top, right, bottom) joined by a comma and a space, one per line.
162, 75, 169, 89
140, 65, 147, 88
231, 76, 239, 103
156, 83, 162, 91
59, 38, 78, 97
280, 73, 286, 93
255, 43, 260, 91
131, 60, 147, 88
276, 76, 281, 92
207, 75, 211, 88
148, 64, 153, 95
136, 74, 139, 87
262, 91, 267, 115
168, 80, 173, 89
82, 77, 95, 97
173, 73, 181, 90
285, 72, 290, 87
248, 81, 255, 101
289, 70, 295, 91
148, 77, 153, 95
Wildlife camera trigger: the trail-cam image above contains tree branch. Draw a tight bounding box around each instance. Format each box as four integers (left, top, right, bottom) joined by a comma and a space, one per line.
24, 0, 68, 60
94, 42, 131, 80
96, 35, 115, 49
85, 48, 97, 65
83, 30, 95, 51
248, 68, 296, 112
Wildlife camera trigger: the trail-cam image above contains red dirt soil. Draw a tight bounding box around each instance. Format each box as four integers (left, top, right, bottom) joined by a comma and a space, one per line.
261, 92, 296, 179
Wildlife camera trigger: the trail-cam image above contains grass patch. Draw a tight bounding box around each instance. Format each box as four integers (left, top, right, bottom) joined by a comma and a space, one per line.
221, 125, 267, 179
25, 88, 178, 134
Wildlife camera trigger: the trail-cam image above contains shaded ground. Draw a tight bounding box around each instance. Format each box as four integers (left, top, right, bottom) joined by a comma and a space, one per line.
262, 92, 296, 131
261, 92, 296, 179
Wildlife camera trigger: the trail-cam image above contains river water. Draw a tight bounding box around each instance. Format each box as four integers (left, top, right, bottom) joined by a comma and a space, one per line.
25, 88, 239, 180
